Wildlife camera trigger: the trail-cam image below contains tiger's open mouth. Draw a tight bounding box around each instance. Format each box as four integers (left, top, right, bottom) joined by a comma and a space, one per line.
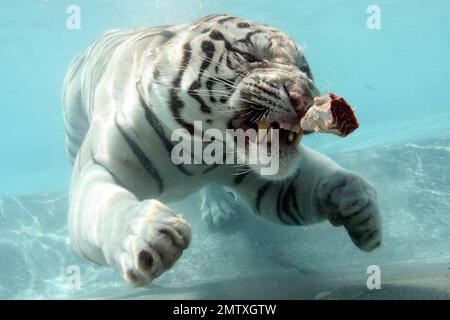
230, 116, 303, 147
255, 119, 303, 146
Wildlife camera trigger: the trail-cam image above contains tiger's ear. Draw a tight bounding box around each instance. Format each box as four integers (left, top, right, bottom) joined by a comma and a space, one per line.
296, 46, 314, 83
296, 43, 305, 55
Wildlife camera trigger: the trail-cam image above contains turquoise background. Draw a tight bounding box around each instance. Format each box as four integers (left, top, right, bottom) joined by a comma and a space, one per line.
1, 0, 449, 196
0, 0, 449, 299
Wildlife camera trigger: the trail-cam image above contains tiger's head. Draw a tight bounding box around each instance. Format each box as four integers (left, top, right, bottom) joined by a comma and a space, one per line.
150, 14, 319, 180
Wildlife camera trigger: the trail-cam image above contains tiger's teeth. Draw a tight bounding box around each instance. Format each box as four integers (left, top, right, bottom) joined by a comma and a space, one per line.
257, 120, 269, 143
258, 120, 270, 130
279, 122, 289, 130
293, 131, 303, 147
257, 128, 268, 143
288, 132, 294, 142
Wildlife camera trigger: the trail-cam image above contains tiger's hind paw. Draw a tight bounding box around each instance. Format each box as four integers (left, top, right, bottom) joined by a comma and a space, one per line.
201, 187, 242, 232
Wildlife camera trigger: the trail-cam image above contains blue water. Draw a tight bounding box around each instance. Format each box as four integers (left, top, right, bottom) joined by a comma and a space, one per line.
0, 0, 449, 299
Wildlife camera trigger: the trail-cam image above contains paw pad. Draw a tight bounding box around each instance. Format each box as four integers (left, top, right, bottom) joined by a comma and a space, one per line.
117, 200, 192, 287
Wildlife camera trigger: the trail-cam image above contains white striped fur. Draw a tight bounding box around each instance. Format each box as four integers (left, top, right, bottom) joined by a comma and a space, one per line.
63, 15, 381, 286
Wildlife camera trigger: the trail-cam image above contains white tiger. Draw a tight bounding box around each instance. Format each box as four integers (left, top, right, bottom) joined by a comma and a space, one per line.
62, 15, 381, 286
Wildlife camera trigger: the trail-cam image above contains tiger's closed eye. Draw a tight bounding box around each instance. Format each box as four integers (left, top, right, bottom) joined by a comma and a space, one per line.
238, 51, 260, 63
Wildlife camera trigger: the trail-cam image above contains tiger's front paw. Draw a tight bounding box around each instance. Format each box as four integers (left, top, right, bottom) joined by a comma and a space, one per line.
316, 171, 382, 252
118, 200, 191, 287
